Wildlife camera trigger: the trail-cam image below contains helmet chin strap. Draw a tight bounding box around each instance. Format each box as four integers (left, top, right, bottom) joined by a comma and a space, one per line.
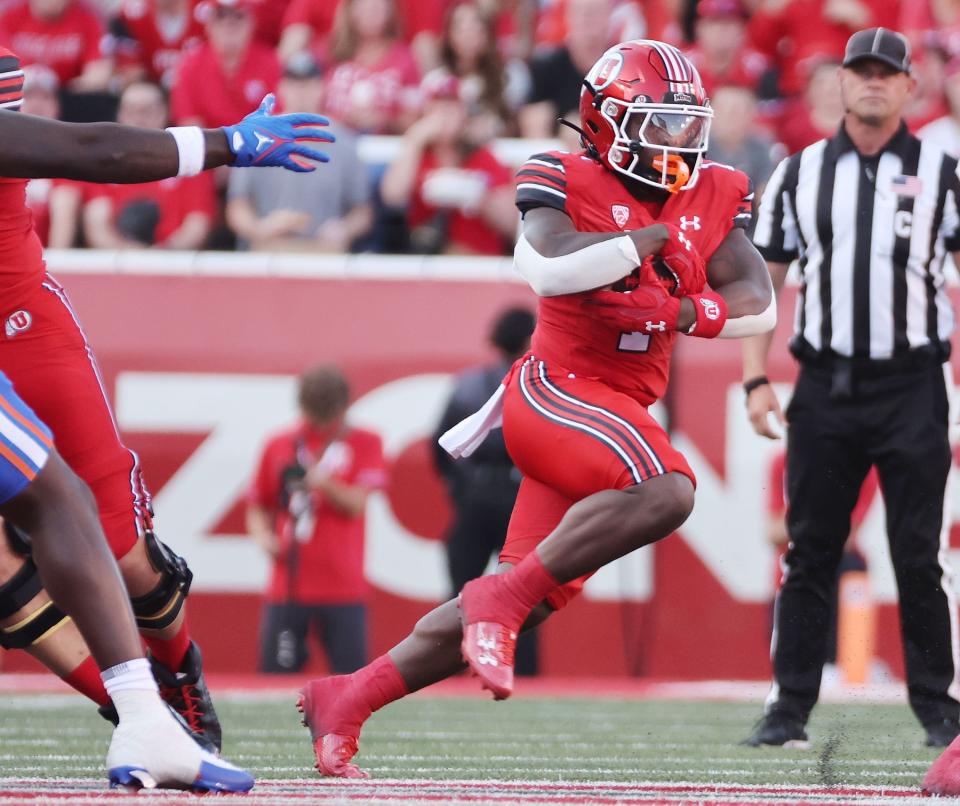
652, 153, 691, 193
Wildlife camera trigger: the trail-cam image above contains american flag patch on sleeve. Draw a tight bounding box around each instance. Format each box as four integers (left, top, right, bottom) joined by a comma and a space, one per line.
890, 174, 923, 198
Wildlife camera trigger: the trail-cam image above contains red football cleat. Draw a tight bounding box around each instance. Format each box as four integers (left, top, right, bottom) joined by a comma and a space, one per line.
460, 620, 517, 701
312, 735, 369, 779
923, 735, 960, 795
297, 677, 368, 779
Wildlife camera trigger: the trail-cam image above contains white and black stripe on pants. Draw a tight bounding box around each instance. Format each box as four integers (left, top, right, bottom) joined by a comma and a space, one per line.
769, 359, 959, 728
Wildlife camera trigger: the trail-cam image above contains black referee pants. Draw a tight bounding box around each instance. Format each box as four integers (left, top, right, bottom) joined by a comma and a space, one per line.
771, 361, 959, 729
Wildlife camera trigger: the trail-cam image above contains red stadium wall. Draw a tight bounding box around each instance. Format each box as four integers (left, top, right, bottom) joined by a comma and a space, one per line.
5, 253, 959, 681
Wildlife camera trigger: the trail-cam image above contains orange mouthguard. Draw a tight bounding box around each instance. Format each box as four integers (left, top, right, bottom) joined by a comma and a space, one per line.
652, 154, 691, 193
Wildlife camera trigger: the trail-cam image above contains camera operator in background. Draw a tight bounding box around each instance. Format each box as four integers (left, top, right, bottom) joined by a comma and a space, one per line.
246, 365, 387, 674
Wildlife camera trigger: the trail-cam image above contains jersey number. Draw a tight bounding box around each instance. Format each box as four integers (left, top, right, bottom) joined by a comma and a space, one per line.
618, 331, 652, 353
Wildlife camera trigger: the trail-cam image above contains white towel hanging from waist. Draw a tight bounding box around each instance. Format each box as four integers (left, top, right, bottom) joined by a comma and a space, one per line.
437, 383, 506, 459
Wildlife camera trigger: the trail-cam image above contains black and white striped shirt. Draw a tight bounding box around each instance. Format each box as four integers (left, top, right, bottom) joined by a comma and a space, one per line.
753, 122, 960, 360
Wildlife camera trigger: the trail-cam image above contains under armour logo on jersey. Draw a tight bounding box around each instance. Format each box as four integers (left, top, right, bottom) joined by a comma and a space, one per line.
254, 132, 274, 152
5, 310, 31, 338
611, 204, 630, 229
679, 215, 701, 231
677, 231, 693, 252
645, 320, 667, 332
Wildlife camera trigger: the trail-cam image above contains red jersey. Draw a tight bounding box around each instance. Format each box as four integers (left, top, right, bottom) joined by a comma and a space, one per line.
248, 423, 387, 605
170, 41, 279, 127
280, 0, 446, 46
685, 45, 770, 95
0, 179, 45, 303
322, 43, 420, 134
0, 0, 104, 84
515, 151, 752, 406
408, 146, 513, 256
747, 0, 898, 96
110, 0, 203, 87
85, 172, 215, 244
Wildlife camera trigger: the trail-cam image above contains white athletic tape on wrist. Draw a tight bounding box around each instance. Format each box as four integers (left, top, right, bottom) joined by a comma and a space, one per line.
513, 232, 641, 296
717, 293, 777, 338
165, 126, 205, 177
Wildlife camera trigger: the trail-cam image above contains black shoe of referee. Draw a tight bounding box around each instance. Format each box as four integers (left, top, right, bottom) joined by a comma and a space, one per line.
741, 711, 810, 749
925, 718, 960, 748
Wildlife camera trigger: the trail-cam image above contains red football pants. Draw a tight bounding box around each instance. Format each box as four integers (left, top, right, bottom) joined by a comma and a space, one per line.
500, 357, 694, 610
0, 275, 150, 559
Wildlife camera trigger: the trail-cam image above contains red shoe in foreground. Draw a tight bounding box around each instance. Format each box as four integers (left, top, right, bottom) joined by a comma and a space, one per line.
297, 677, 369, 779
459, 576, 520, 701
460, 621, 517, 700
924, 734, 960, 795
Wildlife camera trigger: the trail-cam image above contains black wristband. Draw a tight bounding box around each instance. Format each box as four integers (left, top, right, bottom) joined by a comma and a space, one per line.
743, 376, 770, 395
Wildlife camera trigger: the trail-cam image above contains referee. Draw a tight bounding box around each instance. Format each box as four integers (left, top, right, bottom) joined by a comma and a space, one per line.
742, 27, 960, 748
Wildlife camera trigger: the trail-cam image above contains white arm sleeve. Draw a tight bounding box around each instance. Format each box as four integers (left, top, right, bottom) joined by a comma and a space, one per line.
513, 232, 641, 296
717, 293, 777, 338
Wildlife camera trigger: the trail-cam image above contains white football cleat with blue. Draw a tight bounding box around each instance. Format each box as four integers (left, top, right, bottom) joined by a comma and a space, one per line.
106, 705, 254, 792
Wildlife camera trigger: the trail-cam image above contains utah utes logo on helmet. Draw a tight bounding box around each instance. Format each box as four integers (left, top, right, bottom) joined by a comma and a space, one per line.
579, 40, 713, 194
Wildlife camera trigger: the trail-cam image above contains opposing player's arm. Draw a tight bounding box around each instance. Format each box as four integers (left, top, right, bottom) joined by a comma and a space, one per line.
517, 206, 669, 296
0, 112, 210, 182
0, 94, 332, 183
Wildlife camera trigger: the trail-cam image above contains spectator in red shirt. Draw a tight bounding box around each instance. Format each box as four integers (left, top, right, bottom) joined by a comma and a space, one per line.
169, 0, 280, 127
303, 0, 421, 134
107, 0, 204, 88
686, 0, 769, 96
380, 71, 516, 255
246, 365, 387, 674
534, 0, 676, 50
0, 0, 111, 89
430, 1, 530, 139
278, 0, 447, 73
83, 81, 215, 249
774, 58, 845, 155
748, 0, 898, 97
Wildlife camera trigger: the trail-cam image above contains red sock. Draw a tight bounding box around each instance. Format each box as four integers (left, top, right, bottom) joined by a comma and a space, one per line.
352, 654, 409, 713
63, 655, 110, 706
144, 618, 191, 672
464, 551, 560, 626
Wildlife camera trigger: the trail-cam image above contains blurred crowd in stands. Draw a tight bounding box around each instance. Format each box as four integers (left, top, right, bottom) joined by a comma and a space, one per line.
9, 0, 960, 255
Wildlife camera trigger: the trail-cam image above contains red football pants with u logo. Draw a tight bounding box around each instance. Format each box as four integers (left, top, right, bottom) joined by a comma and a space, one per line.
0, 275, 150, 559
500, 356, 694, 610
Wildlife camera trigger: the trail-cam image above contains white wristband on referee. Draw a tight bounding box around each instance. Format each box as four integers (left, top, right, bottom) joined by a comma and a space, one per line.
165, 126, 205, 177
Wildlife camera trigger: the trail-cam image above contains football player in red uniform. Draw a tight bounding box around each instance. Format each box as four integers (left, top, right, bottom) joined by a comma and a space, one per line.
0, 46, 332, 784
298, 39, 775, 778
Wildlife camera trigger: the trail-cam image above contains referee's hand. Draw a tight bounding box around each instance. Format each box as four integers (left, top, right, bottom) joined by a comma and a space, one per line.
747, 384, 785, 440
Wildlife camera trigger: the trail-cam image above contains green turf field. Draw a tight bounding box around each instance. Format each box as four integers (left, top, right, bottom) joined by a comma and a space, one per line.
0, 693, 943, 795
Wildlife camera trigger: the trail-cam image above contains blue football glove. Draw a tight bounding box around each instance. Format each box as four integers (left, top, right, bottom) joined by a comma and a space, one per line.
222, 94, 335, 173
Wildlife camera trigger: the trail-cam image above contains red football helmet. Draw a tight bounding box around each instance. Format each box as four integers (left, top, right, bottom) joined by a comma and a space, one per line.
579, 40, 712, 193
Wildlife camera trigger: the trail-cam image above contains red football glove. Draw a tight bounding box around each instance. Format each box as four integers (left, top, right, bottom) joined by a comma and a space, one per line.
582, 285, 681, 334
683, 289, 728, 339
658, 223, 707, 295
